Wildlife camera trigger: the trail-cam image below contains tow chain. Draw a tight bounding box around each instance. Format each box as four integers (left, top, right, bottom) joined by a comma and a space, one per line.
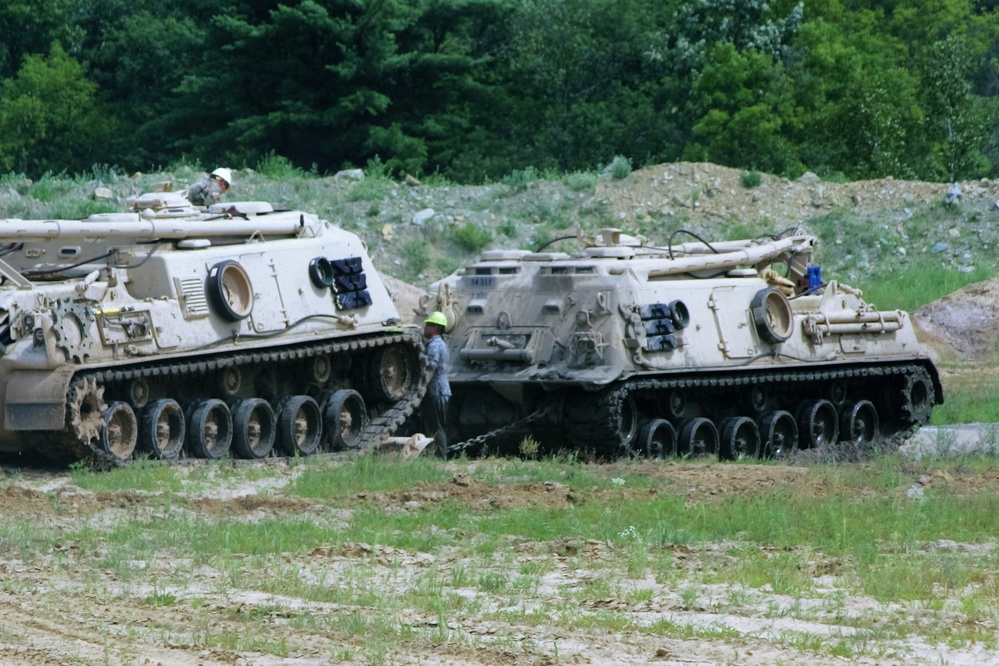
448, 403, 558, 455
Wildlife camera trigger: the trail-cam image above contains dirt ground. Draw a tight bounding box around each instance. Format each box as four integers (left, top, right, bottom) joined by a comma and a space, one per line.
0, 459, 996, 666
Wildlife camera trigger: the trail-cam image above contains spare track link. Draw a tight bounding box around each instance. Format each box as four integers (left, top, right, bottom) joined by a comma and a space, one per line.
45, 331, 428, 468
576, 361, 935, 456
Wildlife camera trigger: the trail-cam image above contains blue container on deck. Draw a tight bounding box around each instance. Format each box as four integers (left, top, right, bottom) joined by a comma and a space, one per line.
806, 265, 822, 290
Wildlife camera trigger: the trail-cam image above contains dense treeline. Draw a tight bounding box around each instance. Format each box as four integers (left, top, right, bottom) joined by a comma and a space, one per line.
0, 0, 997, 183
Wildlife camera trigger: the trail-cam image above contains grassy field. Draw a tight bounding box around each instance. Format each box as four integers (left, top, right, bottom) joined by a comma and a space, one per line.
1, 454, 997, 665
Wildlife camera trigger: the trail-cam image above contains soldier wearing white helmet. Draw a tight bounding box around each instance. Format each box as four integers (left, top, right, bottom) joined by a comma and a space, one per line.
186, 167, 232, 208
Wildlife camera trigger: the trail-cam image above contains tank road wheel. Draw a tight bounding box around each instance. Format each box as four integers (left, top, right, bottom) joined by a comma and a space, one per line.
751, 288, 794, 344
636, 419, 676, 459
678, 418, 719, 458
67, 377, 107, 447
323, 389, 368, 451
840, 400, 880, 446
276, 395, 323, 456
231, 398, 276, 459
759, 410, 798, 459
187, 399, 233, 460
719, 416, 761, 460
797, 400, 839, 449
101, 402, 138, 462
206, 260, 254, 322
367, 344, 418, 403
139, 399, 185, 461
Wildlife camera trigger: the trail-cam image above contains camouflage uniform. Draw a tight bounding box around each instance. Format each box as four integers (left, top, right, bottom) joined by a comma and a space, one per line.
186, 177, 225, 208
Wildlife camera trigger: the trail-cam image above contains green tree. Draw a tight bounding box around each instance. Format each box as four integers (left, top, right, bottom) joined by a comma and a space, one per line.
0, 0, 81, 79
684, 43, 800, 174
918, 37, 993, 180
0, 43, 118, 176
499, 0, 667, 172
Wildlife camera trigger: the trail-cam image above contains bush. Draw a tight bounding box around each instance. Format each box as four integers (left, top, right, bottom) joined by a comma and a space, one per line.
740, 171, 763, 188
502, 166, 541, 191
563, 171, 597, 192
256, 151, 302, 179
452, 224, 492, 253
607, 156, 632, 180
401, 240, 430, 280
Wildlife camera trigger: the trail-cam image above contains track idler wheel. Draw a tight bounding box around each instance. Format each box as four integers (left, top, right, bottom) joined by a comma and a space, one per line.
232, 398, 276, 459
276, 395, 323, 456
323, 389, 368, 451
759, 410, 797, 459
839, 400, 880, 446
139, 399, 186, 461
900, 366, 935, 426
719, 416, 761, 460
366, 344, 418, 403
101, 401, 138, 462
187, 399, 233, 460
615, 395, 640, 456
636, 419, 676, 459
797, 399, 839, 449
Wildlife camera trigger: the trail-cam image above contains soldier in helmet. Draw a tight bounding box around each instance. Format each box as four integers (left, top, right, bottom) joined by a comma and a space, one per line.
186, 167, 232, 208
421, 311, 451, 458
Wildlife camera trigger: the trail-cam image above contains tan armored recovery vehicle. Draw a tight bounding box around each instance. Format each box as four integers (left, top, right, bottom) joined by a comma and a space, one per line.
0, 193, 425, 464
422, 228, 941, 459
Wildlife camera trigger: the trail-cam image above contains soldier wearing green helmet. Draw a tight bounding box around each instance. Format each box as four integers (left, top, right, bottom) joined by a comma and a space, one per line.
422, 311, 451, 458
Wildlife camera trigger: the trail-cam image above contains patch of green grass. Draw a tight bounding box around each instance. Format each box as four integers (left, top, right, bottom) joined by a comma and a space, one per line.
291, 456, 450, 498
856, 263, 997, 312
400, 239, 430, 280
502, 166, 543, 191
451, 224, 492, 252
346, 158, 395, 202
497, 218, 517, 238
255, 151, 304, 179
71, 458, 187, 493
26, 172, 72, 202
932, 378, 999, 425
562, 171, 597, 192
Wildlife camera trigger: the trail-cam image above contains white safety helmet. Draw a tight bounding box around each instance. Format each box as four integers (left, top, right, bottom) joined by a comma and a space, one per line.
210, 167, 233, 186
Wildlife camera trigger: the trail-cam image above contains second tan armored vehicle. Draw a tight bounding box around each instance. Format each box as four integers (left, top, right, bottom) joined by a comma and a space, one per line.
422, 228, 941, 459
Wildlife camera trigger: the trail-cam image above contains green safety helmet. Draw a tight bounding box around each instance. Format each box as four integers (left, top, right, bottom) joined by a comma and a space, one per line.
424, 311, 448, 328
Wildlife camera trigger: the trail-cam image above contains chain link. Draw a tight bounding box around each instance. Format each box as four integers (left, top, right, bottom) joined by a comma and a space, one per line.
449, 403, 558, 455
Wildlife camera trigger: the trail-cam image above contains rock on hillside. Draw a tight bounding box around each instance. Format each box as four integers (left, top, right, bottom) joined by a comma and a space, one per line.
598, 162, 997, 229
913, 280, 999, 363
